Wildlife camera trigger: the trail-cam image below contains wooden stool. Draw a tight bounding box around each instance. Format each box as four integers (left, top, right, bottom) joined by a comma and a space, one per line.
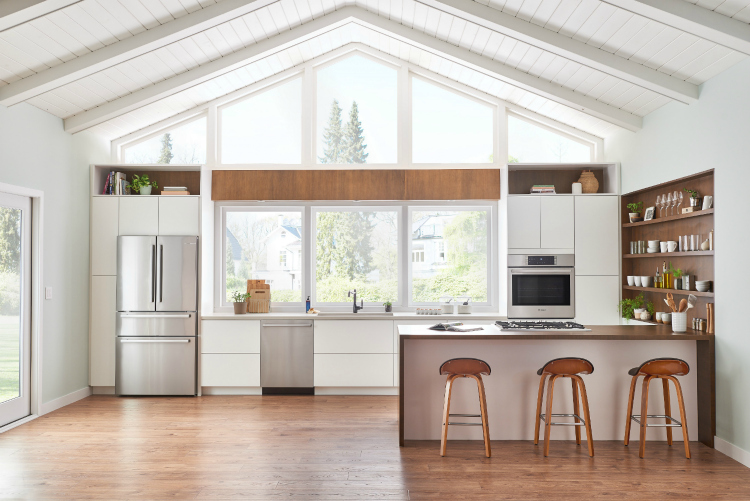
439, 358, 491, 457
534, 357, 594, 457
624, 358, 691, 459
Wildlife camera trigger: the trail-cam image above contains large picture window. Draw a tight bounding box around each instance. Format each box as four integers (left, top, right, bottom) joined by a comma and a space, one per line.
508, 114, 593, 163
122, 116, 207, 164
217, 202, 496, 311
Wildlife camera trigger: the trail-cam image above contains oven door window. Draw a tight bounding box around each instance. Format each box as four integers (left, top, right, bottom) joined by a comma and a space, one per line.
511, 274, 571, 306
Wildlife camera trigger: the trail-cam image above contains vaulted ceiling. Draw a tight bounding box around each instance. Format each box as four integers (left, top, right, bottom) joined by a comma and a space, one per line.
1, 0, 748, 141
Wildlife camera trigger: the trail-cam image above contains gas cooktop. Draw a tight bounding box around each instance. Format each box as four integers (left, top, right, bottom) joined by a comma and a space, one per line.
495, 321, 590, 331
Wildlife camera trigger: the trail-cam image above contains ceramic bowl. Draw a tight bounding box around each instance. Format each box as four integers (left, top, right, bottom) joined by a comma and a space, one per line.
640, 276, 651, 287
647, 248, 659, 253
627, 276, 635, 286
648, 240, 660, 247
696, 284, 710, 292
634, 276, 642, 287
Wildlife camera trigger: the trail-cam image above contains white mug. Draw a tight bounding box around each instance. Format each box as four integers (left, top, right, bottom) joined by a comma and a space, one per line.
702, 195, 713, 210
660, 242, 668, 253
667, 241, 678, 252
634, 276, 642, 287
627, 276, 635, 286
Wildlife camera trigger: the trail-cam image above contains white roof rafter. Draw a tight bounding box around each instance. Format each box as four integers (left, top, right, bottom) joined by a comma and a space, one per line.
0, 0, 81, 32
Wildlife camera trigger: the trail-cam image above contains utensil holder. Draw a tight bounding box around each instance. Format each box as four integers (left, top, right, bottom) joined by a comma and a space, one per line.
672, 312, 687, 333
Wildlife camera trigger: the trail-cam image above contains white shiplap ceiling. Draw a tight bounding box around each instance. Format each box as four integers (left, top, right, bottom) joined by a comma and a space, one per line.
0, 0, 748, 141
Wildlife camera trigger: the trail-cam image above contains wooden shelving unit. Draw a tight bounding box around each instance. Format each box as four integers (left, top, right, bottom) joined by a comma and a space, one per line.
91, 164, 202, 196
507, 163, 618, 195
621, 169, 714, 327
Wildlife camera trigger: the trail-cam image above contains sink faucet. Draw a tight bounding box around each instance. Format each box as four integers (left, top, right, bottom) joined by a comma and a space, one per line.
348, 289, 364, 313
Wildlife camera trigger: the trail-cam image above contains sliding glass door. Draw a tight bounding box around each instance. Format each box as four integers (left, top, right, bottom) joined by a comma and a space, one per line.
0, 192, 31, 427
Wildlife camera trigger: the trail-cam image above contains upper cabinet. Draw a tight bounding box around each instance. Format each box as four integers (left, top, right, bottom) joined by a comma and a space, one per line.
119, 197, 158, 235
575, 196, 619, 276
118, 197, 199, 236
508, 196, 574, 250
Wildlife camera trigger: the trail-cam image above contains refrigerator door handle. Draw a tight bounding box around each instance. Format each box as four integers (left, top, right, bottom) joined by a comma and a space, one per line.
120, 314, 192, 319
120, 339, 191, 343
159, 244, 164, 303
151, 244, 156, 303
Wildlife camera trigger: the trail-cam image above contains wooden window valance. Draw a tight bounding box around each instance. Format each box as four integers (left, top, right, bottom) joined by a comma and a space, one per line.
211, 169, 501, 201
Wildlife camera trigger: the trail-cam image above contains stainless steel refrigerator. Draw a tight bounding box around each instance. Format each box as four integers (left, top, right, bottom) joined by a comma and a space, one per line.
115, 236, 198, 396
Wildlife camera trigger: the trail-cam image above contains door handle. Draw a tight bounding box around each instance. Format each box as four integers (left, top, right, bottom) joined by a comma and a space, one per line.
120, 314, 192, 319
159, 244, 164, 303
262, 323, 313, 328
120, 339, 191, 343
151, 244, 156, 303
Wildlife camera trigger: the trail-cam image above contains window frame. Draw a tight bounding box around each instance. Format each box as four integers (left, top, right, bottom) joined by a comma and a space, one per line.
119, 113, 208, 165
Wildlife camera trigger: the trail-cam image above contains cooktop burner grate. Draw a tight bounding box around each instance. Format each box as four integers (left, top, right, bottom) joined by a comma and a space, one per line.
496, 321, 586, 330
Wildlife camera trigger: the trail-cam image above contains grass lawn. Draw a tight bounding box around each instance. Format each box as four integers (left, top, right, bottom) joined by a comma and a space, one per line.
0, 316, 20, 404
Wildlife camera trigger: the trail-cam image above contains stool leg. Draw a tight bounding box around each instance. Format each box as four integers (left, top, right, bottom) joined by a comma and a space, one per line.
639, 376, 652, 458
624, 375, 639, 446
471, 375, 491, 458
440, 375, 457, 457
668, 376, 691, 459
543, 375, 558, 457
662, 378, 673, 446
534, 375, 547, 446
573, 375, 594, 457
572, 377, 581, 446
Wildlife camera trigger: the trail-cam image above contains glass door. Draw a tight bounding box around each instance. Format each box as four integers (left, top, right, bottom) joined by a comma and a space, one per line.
0, 192, 31, 427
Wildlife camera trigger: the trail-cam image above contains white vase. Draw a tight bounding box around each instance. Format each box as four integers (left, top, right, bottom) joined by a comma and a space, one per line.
139, 185, 152, 196
672, 312, 687, 333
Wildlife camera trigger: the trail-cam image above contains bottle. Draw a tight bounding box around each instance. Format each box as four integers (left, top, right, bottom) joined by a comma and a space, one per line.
662, 261, 670, 289
306, 295, 311, 313
655, 267, 661, 288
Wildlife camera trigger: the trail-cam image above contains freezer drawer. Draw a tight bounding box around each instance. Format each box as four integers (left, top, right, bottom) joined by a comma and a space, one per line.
261, 321, 313, 389
116, 336, 196, 395
117, 312, 196, 337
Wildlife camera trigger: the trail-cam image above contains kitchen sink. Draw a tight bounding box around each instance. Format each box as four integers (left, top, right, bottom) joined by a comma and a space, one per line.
315, 311, 394, 316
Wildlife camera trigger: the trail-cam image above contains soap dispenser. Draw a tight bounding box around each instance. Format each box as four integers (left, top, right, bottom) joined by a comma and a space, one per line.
306, 296, 311, 312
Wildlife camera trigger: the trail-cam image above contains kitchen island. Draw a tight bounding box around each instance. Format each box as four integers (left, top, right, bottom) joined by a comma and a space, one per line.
398, 323, 714, 447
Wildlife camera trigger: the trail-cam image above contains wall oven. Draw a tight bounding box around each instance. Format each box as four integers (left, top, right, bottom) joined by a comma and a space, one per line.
508, 254, 575, 319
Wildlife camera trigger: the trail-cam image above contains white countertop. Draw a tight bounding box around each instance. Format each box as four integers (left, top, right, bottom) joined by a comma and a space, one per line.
202, 311, 506, 321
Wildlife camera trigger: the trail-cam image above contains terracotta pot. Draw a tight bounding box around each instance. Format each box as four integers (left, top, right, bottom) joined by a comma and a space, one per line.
577, 170, 599, 193
233, 302, 247, 314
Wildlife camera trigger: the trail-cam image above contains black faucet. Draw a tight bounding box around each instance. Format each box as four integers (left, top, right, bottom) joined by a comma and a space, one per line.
348, 289, 364, 313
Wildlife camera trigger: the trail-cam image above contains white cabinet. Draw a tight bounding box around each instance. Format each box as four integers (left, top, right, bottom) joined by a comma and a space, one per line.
541, 196, 574, 249
90, 276, 116, 386
159, 197, 200, 236
118, 197, 158, 235
314, 354, 393, 387
91, 197, 119, 275
508, 196, 540, 249
201, 354, 260, 386
575, 275, 620, 325
575, 196, 619, 275
314, 320, 393, 354
202, 320, 260, 354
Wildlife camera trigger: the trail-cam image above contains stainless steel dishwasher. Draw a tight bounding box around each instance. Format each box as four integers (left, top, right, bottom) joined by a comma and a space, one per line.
260, 320, 314, 394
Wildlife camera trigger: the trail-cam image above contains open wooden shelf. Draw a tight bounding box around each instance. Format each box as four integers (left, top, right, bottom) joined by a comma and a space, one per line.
623, 285, 714, 297
622, 208, 713, 227
624, 251, 714, 258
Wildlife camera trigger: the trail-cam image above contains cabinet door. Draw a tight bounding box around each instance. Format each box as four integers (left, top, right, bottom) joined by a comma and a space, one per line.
508, 196, 540, 249
314, 320, 393, 354
201, 354, 260, 386
575, 275, 620, 325
575, 196, 619, 275
541, 196, 574, 249
202, 320, 260, 353
91, 197, 119, 275
119, 197, 158, 235
90, 276, 116, 386
314, 354, 393, 387
159, 197, 200, 236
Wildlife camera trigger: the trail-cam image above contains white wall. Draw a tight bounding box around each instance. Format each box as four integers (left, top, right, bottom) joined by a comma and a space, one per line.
605, 58, 750, 455
0, 103, 110, 404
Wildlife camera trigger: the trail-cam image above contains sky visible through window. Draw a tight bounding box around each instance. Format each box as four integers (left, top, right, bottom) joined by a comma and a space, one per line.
316, 55, 397, 164
412, 78, 494, 164
123, 117, 207, 164
508, 115, 592, 163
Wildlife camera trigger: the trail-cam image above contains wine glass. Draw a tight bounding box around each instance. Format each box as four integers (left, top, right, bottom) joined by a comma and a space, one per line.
656, 195, 662, 217
676, 191, 683, 215
666, 193, 672, 217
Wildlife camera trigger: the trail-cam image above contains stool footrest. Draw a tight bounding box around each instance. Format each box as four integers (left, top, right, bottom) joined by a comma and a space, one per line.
540, 413, 586, 426
631, 414, 682, 427
449, 414, 481, 418
446, 422, 483, 426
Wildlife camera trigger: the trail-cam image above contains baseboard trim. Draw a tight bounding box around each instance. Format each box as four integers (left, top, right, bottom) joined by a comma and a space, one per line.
315, 387, 398, 396
40, 387, 92, 415
715, 436, 750, 469
201, 387, 262, 395
0, 414, 39, 434
91, 386, 116, 395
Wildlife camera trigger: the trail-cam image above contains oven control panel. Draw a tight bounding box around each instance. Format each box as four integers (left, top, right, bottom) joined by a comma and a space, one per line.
527, 256, 556, 266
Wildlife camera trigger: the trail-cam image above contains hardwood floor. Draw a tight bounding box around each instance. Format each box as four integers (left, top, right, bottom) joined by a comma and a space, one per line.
1, 395, 749, 500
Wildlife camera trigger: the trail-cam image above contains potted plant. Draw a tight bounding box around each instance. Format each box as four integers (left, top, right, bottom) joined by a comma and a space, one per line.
668, 263, 684, 290
626, 201, 644, 223
683, 188, 700, 207
642, 301, 655, 321
383, 301, 392, 313
618, 293, 644, 321
127, 174, 158, 195
230, 291, 251, 314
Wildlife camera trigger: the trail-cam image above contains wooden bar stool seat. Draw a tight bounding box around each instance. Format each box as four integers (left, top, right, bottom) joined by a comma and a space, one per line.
534, 357, 595, 457
439, 358, 491, 457
624, 358, 691, 459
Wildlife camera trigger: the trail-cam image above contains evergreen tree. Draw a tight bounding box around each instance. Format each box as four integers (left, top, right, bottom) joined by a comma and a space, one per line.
315, 212, 373, 281
0, 207, 21, 273
319, 100, 344, 163
158, 133, 173, 164
226, 243, 235, 277
342, 101, 368, 164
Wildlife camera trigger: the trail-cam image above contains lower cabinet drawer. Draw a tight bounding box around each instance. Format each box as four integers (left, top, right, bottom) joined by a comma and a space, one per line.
314, 354, 393, 387
201, 354, 260, 387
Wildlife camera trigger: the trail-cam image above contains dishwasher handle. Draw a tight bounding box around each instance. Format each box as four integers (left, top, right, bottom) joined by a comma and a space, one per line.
120, 314, 192, 319
262, 323, 313, 328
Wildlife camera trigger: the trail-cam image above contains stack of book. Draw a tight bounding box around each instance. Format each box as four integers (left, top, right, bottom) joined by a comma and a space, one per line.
530, 184, 556, 194
161, 186, 190, 195
102, 171, 130, 195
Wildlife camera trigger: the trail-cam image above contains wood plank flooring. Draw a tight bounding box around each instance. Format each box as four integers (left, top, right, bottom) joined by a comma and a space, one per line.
1, 395, 749, 500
